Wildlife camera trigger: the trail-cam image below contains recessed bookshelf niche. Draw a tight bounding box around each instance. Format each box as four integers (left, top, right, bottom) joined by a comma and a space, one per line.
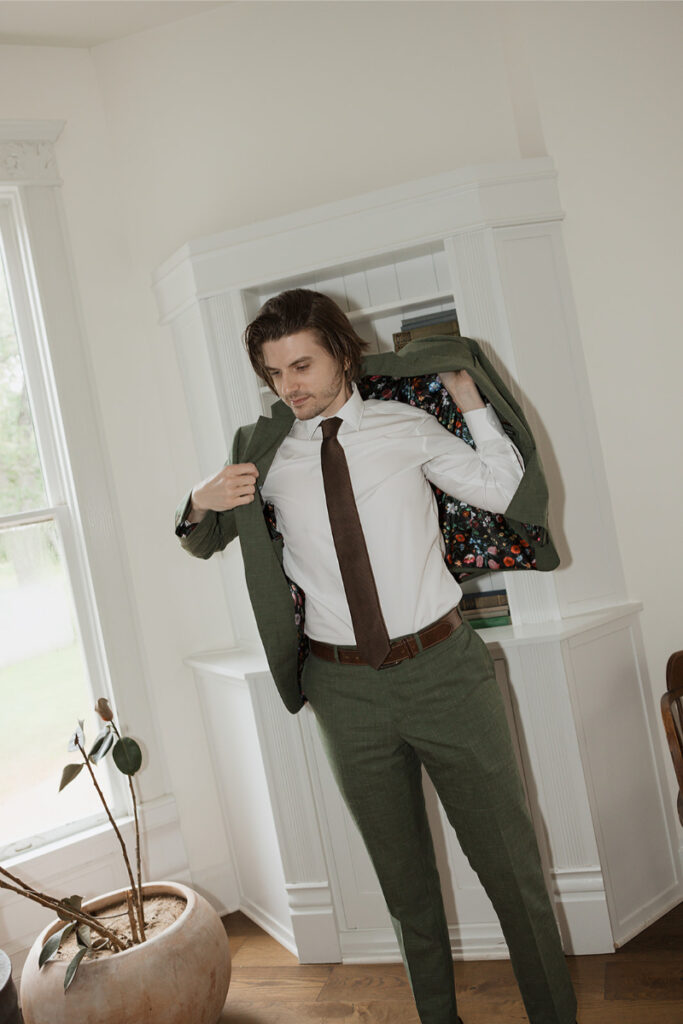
245, 243, 501, 603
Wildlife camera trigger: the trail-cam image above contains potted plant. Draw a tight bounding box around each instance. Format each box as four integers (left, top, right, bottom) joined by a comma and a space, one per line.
1, 699, 231, 1024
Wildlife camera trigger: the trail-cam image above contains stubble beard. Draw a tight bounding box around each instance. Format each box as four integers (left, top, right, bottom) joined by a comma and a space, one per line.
293, 367, 349, 420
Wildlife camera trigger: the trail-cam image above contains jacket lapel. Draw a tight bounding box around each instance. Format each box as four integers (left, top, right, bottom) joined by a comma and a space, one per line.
232, 399, 302, 712
232, 399, 293, 540
239, 399, 295, 481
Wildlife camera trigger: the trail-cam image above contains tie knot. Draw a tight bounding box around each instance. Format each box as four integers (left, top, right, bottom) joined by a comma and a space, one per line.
321, 416, 342, 440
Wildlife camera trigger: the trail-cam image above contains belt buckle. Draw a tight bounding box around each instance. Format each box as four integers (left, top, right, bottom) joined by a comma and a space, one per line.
378, 634, 419, 668
399, 635, 418, 660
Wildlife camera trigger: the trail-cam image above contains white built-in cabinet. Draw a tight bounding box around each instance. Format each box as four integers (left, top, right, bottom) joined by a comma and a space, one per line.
154, 157, 681, 963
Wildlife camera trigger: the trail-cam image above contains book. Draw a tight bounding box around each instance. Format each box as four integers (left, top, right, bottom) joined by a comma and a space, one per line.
401, 309, 459, 330
462, 606, 510, 620
468, 615, 512, 629
459, 589, 508, 611
393, 316, 460, 351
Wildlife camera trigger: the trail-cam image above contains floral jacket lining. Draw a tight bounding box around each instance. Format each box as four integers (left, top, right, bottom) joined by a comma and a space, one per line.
261, 373, 545, 685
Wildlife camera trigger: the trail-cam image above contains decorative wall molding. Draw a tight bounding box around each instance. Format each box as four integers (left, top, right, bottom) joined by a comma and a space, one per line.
0, 121, 64, 185
0, 141, 60, 185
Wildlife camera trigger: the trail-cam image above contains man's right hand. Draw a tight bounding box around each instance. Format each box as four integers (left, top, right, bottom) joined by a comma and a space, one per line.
187, 463, 260, 523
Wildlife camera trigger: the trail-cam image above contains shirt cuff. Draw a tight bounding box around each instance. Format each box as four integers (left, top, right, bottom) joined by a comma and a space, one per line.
175, 491, 200, 537
463, 403, 525, 471
462, 402, 508, 447
177, 519, 199, 537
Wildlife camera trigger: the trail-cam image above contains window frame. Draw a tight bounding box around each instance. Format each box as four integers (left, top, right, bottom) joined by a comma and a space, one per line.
0, 124, 163, 863
0, 193, 129, 857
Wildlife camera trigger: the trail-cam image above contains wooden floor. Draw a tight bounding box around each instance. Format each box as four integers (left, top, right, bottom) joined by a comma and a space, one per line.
217, 902, 683, 1024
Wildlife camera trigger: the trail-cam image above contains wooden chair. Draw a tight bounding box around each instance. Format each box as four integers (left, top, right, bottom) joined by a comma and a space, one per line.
661, 650, 683, 825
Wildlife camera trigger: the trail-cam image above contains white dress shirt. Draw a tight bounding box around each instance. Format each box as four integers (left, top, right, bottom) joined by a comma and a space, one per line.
260, 382, 524, 645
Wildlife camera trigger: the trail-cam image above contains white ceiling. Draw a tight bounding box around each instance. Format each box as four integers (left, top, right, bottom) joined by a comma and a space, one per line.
0, 1, 229, 49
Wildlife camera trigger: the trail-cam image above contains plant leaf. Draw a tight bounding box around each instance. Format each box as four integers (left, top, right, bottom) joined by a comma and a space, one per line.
59, 763, 84, 791
64, 946, 87, 991
39, 922, 74, 967
89, 729, 115, 763
76, 924, 92, 948
57, 895, 83, 921
67, 721, 85, 752
113, 737, 142, 776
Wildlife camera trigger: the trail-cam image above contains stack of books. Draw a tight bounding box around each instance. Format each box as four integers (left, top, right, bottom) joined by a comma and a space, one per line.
459, 589, 511, 629
393, 309, 460, 351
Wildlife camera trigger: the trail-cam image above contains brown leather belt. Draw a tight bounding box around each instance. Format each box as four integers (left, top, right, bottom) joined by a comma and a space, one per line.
308, 605, 463, 668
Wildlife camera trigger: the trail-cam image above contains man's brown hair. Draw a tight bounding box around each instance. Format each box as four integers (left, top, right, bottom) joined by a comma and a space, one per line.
243, 288, 370, 393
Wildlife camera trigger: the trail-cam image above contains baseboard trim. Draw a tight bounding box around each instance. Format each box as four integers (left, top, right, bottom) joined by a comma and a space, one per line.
239, 896, 298, 957
612, 882, 683, 949
339, 922, 511, 963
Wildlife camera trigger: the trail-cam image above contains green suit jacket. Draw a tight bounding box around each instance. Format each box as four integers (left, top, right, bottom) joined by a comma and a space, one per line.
175, 335, 558, 715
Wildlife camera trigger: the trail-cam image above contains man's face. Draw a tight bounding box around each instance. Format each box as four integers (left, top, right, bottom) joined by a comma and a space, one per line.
262, 329, 351, 420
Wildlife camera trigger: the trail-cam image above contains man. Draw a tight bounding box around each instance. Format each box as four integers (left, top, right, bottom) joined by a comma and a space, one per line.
175, 288, 579, 1024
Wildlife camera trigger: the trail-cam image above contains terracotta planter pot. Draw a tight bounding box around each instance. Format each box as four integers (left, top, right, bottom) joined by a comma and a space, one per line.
20, 881, 231, 1024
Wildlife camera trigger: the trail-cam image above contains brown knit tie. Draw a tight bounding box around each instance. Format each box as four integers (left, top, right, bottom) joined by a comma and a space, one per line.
320, 416, 392, 669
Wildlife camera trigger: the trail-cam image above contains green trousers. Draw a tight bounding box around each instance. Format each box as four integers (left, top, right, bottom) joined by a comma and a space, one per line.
301, 618, 578, 1024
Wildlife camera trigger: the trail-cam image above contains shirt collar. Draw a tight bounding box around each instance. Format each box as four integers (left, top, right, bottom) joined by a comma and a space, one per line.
290, 381, 365, 440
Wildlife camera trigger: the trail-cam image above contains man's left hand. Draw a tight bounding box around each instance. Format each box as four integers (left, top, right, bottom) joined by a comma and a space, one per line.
438, 369, 486, 413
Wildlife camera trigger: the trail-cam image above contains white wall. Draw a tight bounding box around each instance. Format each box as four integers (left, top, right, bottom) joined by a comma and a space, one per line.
1, 0, 681, 902
0, 44, 236, 904
521, 3, 683, 754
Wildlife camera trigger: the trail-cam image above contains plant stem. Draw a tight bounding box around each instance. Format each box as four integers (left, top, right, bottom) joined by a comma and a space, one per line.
125, 890, 140, 944
127, 775, 146, 938
110, 722, 146, 940
0, 874, 126, 951
76, 738, 145, 941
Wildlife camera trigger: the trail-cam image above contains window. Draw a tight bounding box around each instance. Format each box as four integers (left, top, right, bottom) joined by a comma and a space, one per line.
0, 197, 118, 857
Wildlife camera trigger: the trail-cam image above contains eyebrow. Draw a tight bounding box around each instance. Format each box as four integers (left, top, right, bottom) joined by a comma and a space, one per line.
264, 356, 312, 371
